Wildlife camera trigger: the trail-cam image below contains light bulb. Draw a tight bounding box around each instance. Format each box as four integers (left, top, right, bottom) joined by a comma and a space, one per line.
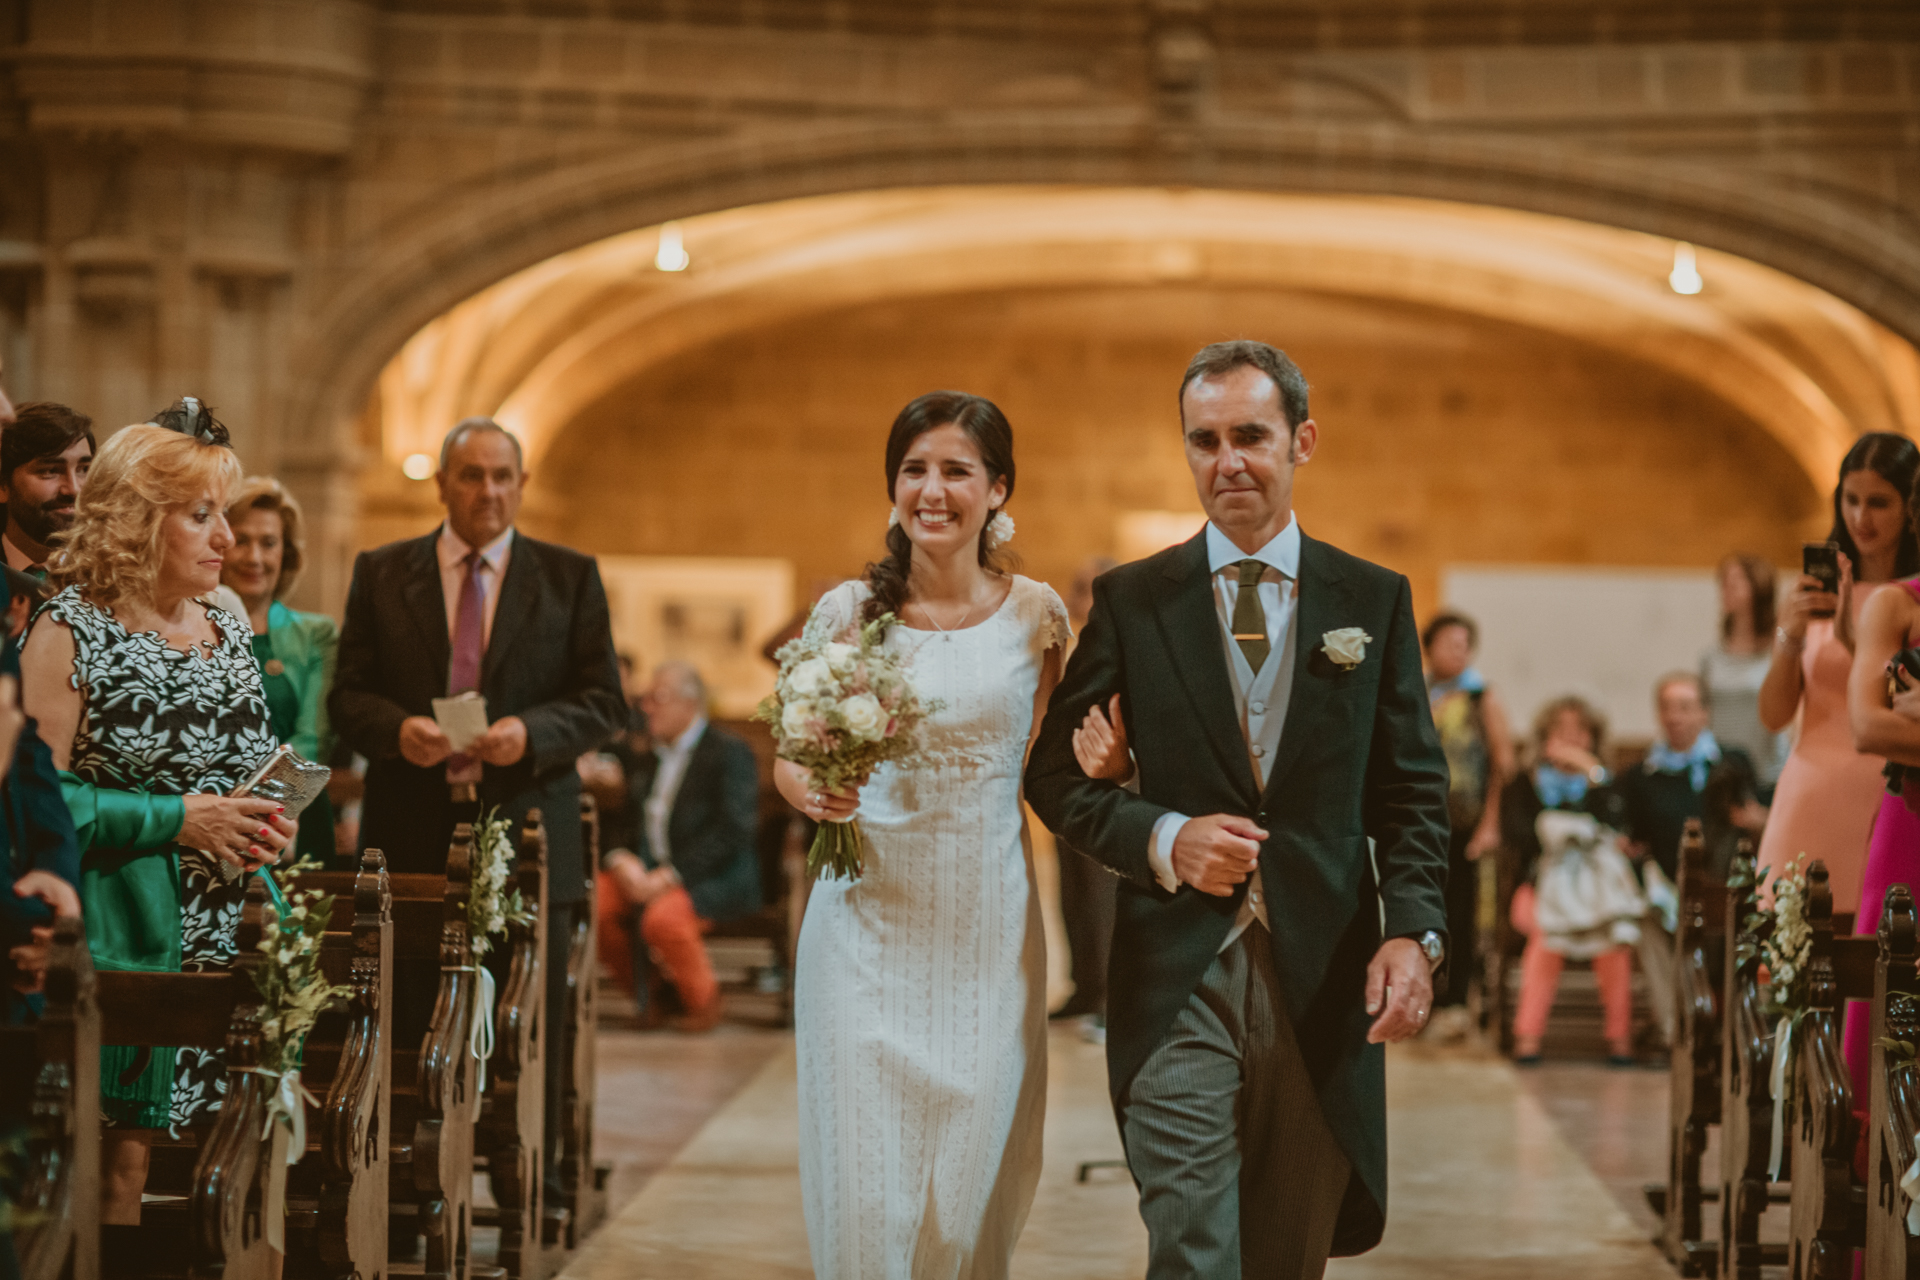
402, 453, 434, 480
655, 222, 690, 272
1669, 242, 1703, 295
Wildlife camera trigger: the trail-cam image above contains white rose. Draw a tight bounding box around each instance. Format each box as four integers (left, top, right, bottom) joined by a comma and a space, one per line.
824, 642, 859, 676
1321, 627, 1372, 670
840, 692, 887, 742
787, 657, 836, 698
781, 700, 817, 739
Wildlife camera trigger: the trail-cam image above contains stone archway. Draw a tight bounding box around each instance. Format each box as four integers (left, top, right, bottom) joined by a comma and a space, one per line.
293, 113, 1920, 462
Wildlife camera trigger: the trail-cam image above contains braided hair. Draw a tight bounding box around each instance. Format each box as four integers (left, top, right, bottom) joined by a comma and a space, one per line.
862, 391, 1016, 626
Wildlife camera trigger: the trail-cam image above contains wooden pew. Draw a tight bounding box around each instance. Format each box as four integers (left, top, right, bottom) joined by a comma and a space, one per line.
1720, 835, 1788, 1280
311, 829, 482, 1280
93, 879, 282, 1280
1789, 858, 1877, 1279
545, 794, 608, 1253
284, 849, 393, 1280
474, 812, 549, 1280
1, 916, 100, 1280
1653, 820, 1723, 1275
1868, 883, 1920, 1280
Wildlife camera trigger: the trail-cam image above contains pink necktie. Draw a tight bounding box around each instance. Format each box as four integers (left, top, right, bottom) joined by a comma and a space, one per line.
447, 551, 486, 779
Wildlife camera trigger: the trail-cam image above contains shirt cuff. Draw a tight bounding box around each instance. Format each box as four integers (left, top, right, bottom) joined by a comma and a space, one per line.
1148, 812, 1189, 893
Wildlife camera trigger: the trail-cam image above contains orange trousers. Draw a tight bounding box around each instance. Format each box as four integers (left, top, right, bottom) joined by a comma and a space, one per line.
1510, 883, 1634, 1044
595, 872, 718, 1013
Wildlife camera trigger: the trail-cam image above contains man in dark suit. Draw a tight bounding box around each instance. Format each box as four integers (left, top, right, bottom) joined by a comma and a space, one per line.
329, 416, 624, 1210
1026, 340, 1450, 1278
0, 400, 94, 578
598, 661, 760, 1030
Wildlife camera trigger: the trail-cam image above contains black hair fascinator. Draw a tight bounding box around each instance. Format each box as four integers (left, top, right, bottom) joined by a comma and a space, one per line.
151, 396, 232, 447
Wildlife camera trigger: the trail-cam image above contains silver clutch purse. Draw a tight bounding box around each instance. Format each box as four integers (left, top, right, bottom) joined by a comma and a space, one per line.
215, 745, 332, 881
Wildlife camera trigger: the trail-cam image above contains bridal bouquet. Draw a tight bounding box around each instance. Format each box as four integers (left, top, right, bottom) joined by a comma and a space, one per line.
758, 610, 938, 882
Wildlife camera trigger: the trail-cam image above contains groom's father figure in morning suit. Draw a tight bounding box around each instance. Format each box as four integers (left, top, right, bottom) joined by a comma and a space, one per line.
330, 417, 625, 1218
1026, 341, 1450, 1278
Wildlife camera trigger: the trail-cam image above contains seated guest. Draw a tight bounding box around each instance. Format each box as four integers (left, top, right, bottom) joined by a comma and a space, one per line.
1617, 671, 1752, 880
1503, 696, 1638, 1065
0, 401, 94, 577
222, 477, 339, 864
19, 422, 295, 1233
1617, 673, 1754, 1048
1701, 753, 1768, 885
596, 661, 760, 1032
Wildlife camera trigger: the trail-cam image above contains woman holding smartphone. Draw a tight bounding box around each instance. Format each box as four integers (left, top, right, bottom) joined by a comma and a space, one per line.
1756, 432, 1920, 914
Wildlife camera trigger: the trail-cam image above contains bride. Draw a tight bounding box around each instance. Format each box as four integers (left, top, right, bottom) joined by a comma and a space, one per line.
778, 391, 1072, 1278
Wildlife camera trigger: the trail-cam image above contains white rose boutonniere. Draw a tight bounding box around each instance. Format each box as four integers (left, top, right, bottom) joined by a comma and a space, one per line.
1321, 627, 1372, 671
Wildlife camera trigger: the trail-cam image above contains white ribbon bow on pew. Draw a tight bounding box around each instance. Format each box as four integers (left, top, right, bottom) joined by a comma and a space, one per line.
238, 1065, 317, 1252
471, 966, 499, 1091
1902, 1157, 1920, 1235
1768, 1019, 1792, 1181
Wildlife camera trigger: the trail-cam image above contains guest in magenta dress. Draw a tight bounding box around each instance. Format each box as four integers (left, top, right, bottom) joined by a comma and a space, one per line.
1758, 434, 1919, 920
1844, 484, 1920, 1095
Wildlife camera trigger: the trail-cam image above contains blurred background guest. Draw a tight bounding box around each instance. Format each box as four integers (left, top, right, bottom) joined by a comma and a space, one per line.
1703, 553, 1786, 802
0, 382, 78, 1026
1757, 432, 1919, 914
1051, 554, 1117, 1039
1502, 696, 1636, 1066
1616, 672, 1749, 1050
19, 423, 295, 1235
222, 476, 339, 865
0, 401, 93, 578
1700, 754, 1769, 884
1422, 610, 1512, 1038
596, 661, 759, 1031
1618, 673, 1748, 881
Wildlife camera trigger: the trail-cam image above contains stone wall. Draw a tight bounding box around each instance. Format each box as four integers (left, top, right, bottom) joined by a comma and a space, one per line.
519, 283, 1818, 620
0, 0, 1912, 609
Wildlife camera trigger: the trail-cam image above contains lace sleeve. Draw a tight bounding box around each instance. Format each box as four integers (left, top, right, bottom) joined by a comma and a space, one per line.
801, 581, 868, 646
1032, 580, 1073, 651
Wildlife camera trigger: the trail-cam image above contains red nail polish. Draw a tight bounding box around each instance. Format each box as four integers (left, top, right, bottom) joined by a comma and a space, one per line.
256, 827, 269, 838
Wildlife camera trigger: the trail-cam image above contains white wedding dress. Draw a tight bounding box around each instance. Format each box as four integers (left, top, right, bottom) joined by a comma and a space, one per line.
796, 575, 1069, 1280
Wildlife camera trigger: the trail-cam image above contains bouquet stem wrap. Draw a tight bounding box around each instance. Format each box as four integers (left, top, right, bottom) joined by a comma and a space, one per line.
809, 819, 866, 882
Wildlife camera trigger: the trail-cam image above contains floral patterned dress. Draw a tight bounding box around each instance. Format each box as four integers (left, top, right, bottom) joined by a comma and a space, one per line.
43, 586, 278, 1132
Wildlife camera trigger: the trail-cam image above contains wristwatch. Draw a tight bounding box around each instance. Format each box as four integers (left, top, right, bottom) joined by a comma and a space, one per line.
1415, 930, 1445, 973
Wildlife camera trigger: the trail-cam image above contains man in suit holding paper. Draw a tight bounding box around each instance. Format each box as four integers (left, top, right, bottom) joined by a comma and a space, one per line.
330, 416, 624, 1215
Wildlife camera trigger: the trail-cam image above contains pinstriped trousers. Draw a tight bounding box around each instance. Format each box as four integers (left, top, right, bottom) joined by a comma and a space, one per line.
1119, 929, 1351, 1279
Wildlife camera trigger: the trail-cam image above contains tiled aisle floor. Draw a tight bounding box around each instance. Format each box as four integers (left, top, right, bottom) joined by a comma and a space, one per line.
566, 1024, 1678, 1279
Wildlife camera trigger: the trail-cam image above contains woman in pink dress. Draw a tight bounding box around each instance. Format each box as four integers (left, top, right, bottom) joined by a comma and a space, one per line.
1757, 433, 1919, 920
1844, 443, 1920, 1093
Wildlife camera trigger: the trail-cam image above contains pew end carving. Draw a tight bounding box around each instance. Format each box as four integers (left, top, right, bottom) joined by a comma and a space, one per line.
284, 848, 393, 1280
1655, 819, 1724, 1275
1, 916, 101, 1280
1789, 859, 1876, 1280
1869, 884, 1920, 1280
474, 809, 549, 1280
1721, 836, 1788, 1280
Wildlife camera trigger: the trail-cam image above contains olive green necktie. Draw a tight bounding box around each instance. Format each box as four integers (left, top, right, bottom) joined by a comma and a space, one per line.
1231, 559, 1270, 671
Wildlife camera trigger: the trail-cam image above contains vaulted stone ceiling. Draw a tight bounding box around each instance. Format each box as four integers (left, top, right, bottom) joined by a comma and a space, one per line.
368, 185, 1920, 502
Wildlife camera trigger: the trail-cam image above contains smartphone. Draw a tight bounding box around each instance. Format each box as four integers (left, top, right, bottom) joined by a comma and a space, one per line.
1803, 541, 1840, 616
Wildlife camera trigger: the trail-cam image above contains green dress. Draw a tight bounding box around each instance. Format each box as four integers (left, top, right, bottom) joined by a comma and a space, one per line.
251, 629, 336, 864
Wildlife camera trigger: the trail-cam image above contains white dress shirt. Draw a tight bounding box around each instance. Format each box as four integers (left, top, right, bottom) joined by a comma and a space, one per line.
1146, 516, 1302, 948
437, 524, 515, 648
645, 716, 708, 867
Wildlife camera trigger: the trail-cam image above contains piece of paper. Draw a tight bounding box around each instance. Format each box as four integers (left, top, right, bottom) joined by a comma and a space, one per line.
433, 692, 491, 752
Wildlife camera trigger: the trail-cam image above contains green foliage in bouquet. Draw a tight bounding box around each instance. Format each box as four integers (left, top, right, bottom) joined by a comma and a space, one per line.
757, 608, 940, 882
471, 808, 536, 959
252, 858, 353, 1077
